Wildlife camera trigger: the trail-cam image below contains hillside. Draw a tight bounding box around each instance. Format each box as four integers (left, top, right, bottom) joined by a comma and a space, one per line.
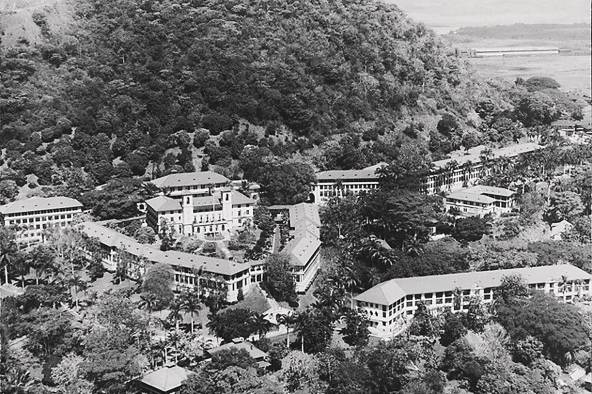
2, 0, 578, 206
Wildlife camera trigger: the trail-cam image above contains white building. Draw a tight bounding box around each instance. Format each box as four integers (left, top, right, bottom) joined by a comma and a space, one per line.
425, 142, 543, 195
355, 265, 592, 338
283, 203, 322, 293
311, 163, 385, 204
145, 172, 255, 239
80, 222, 253, 302
0, 196, 83, 245
444, 185, 515, 217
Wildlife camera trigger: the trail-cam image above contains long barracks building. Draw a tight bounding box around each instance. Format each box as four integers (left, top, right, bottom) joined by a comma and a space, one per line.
355, 264, 592, 338
309, 142, 543, 202
0, 197, 83, 245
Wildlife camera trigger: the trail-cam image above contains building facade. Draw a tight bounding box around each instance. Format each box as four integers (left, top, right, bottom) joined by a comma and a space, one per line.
355, 265, 592, 338
145, 172, 255, 239
424, 142, 543, 195
0, 197, 83, 245
444, 185, 515, 217
311, 163, 385, 204
80, 222, 253, 302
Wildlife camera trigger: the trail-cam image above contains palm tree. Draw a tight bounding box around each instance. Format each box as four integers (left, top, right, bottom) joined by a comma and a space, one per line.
179, 287, 202, 334
276, 313, 294, 348
0, 227, 18, 285
251, 313, 273, 340
168, 298, 183, 332
139, 292, 158, 313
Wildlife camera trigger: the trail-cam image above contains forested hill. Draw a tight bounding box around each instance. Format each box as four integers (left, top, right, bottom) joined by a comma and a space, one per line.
73, 0, 488, 136
2, 0, 549, 203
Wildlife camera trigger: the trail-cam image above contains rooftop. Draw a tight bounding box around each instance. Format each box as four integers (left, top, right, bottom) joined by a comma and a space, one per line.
284, 233, 321, 267
0, 196, 82, 215
138, 365, 189, 392
79, 222, 250, 276
355, 264, 592, 306
446, 190, 495, 204
207, 341, 268, 360
433, 143, 543, 171
315, 163, 386, 182
469, 185, 515, 197
145, 196, 181, 212
230, 190, 256, 206
150, 171, 230, 189
289, 203, 321, 229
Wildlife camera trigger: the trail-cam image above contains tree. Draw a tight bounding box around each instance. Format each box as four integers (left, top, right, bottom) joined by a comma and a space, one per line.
178, 286, 202, 334
452, 216, 490, 244
440, 312, 467, 347
408, 301, 438, 337
209, 348, 255, 371
257, 162, 315, 205
207, 308, 260, 342
437, 114, 460, 137
280, 351, 320, 392
550, 191, 584, 220
512, 336, 544, 365
51, 353, 93, 394
523, 77, 560, 92
141, 263, 174, 311
25, 244, 56, 285
514, 92, 560, 127
294, 308, 333, 353
182, 365, 282, 394
498, 274, 529, 304
495, 293, 588, 366
0, 227, 18, 284
134, 226, 156, 244
262, 253, 297, 303
341, 310, 370, 347
0, 180, 19, 204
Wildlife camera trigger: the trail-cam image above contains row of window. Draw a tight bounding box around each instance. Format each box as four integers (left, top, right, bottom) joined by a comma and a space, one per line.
316, 183, 378, 190
7, 214, 73, 225
3, 207, 80, 218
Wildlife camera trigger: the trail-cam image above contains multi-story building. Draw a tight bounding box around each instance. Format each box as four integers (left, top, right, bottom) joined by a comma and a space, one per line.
425, 142, 543, 195
80, 222, 253, 302
444, 185, 515, 217
355, 265, 592, 338
145, 171, 255, 239
0, 196, 83, 244
310, 163, 385, 204
283, 203, 321, 293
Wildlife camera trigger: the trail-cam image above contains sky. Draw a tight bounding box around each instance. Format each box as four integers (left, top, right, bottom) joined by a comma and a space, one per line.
388, 0, 591, 32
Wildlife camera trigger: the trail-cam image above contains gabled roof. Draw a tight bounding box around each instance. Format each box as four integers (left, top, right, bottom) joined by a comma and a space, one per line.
230, 190, 255, 206
446, 190, 495, 204
316, 167, 381, 182
79, 222, 250, 276
145, 196, 181, 212
207, 341, 268, 360
284, 234, 321, 267
139, 365, 189, 392
469, 185, 515, 197
289, 203, 320, 229
355, 264, 592, 306
150, 171, 230, 189
0, 196, 82, 215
